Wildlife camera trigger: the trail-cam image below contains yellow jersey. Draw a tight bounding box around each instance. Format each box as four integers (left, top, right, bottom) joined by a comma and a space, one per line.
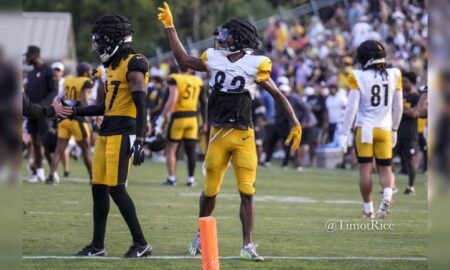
63, 76, 92, 106
168, 73, 203, 112
100, 53, 149, 136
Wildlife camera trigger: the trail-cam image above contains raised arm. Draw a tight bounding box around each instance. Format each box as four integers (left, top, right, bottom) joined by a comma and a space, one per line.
157, 2, 207, 71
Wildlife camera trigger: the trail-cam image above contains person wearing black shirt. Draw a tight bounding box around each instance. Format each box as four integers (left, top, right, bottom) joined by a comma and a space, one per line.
263, 84, 305, 168
395, 72, 420, 195
24, 45, 57, 182
307, 88, 327, 131
146, 75, 168, 128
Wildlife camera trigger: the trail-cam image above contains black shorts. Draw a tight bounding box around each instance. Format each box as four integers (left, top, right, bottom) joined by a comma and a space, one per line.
395, 140, 418, 157
26, 118, 49, 136
300, 126, 319, 145
418, 133, 427, 152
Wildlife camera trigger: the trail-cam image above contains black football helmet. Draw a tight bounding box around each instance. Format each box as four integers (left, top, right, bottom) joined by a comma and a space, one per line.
214, 19, 260, 56
356, 40, 387, 70
146, 135, 167, 152
91, 15, 133, 63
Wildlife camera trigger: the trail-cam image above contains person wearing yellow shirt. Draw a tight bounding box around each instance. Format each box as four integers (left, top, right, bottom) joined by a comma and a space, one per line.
155, 66, 206, 187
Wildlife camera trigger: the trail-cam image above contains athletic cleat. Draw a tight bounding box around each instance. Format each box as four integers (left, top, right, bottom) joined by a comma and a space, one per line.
28, 174, 44, 183
123, 243, 152, 258
54, 172, 60, 184
186, 181, 197, 187
376, 199, 392, 219
28, 175, 39, 183
404, 187, 416, 195
64, 171, 70, 177
188, 232, 201, 256
45, 175, 56, 185
162, 179, 176, 186
76, 245, 107, 256
363, 211, 375, 219
240, 243, 264, 262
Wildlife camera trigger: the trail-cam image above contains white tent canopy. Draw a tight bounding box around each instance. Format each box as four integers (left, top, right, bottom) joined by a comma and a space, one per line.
23, 12, 77, 68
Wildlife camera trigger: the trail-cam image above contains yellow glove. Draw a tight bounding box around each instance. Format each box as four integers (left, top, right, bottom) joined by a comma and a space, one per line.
157, 1, 174, 28
285, 125, 302, 151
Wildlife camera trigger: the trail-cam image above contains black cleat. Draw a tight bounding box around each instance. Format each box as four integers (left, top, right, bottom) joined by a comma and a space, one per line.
404, 187, 416, 195
123, 243, 152, 258
64, 171, 70, 177
162, 179, 176, 186
75, 245, 107, 257
45, 175, 55, 185
186, 181, 196, 187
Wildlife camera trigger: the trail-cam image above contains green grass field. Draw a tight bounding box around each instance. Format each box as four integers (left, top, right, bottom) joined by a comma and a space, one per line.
23, 159, 427, 270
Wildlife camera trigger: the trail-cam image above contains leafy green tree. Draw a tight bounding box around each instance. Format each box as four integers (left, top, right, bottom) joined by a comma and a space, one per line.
23, 0, 300, 61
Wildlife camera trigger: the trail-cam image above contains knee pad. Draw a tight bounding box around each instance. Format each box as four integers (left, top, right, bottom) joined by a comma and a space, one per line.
203, 185, 220, 197
238, 176, 255, 195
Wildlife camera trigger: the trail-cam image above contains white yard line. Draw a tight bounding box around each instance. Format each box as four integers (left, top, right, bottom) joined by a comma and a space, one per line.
23, 255, 427, 261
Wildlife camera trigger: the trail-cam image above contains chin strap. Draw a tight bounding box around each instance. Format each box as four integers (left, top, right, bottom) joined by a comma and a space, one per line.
364, 58, 386, 68
100, 45, 119, 63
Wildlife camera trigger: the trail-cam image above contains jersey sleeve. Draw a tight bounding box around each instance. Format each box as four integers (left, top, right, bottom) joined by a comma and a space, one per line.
167, 75, 177, 86
200, 49, 211, 70
196, 77, 203, 88
127, 54, 150, 77
82, 79, 93, 90
348, 71, 359, 90
256, 57, 272, 83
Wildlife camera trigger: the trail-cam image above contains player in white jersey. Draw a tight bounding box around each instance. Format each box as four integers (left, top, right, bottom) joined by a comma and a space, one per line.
340, 40, 403, 219
157, 2, 302, 261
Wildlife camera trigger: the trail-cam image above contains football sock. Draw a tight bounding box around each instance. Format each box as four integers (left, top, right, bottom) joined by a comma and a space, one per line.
109, 185, 147, 246
383, 187, 393, 202
364, 202, 374, 213
184, 140, 197, 177
36, 168, 45, 179
91, 184, 110, 249
168, 175, 176, 182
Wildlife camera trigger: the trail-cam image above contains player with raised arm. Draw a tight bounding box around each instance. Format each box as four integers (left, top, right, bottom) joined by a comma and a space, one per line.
157, 2, 302, 261
67, 15, 152, 257
340, 40, 403, 219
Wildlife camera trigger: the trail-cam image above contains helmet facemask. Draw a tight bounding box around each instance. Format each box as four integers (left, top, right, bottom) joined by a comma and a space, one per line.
92, 34, 132, 63
214, 28, 241, 56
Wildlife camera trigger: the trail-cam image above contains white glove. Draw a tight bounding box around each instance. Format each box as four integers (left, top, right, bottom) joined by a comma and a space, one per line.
339, 134, 349, 154
391, 131, 397, 148
154, 116, 165, 135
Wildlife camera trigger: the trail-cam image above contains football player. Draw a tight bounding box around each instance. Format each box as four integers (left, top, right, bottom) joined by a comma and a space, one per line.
155, 66, 206, 187
157, 2, 302, 261
395, 71, 420, 195
66, 15, 151, 257
46, 62, 93, 185
340, 40, 403, 219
